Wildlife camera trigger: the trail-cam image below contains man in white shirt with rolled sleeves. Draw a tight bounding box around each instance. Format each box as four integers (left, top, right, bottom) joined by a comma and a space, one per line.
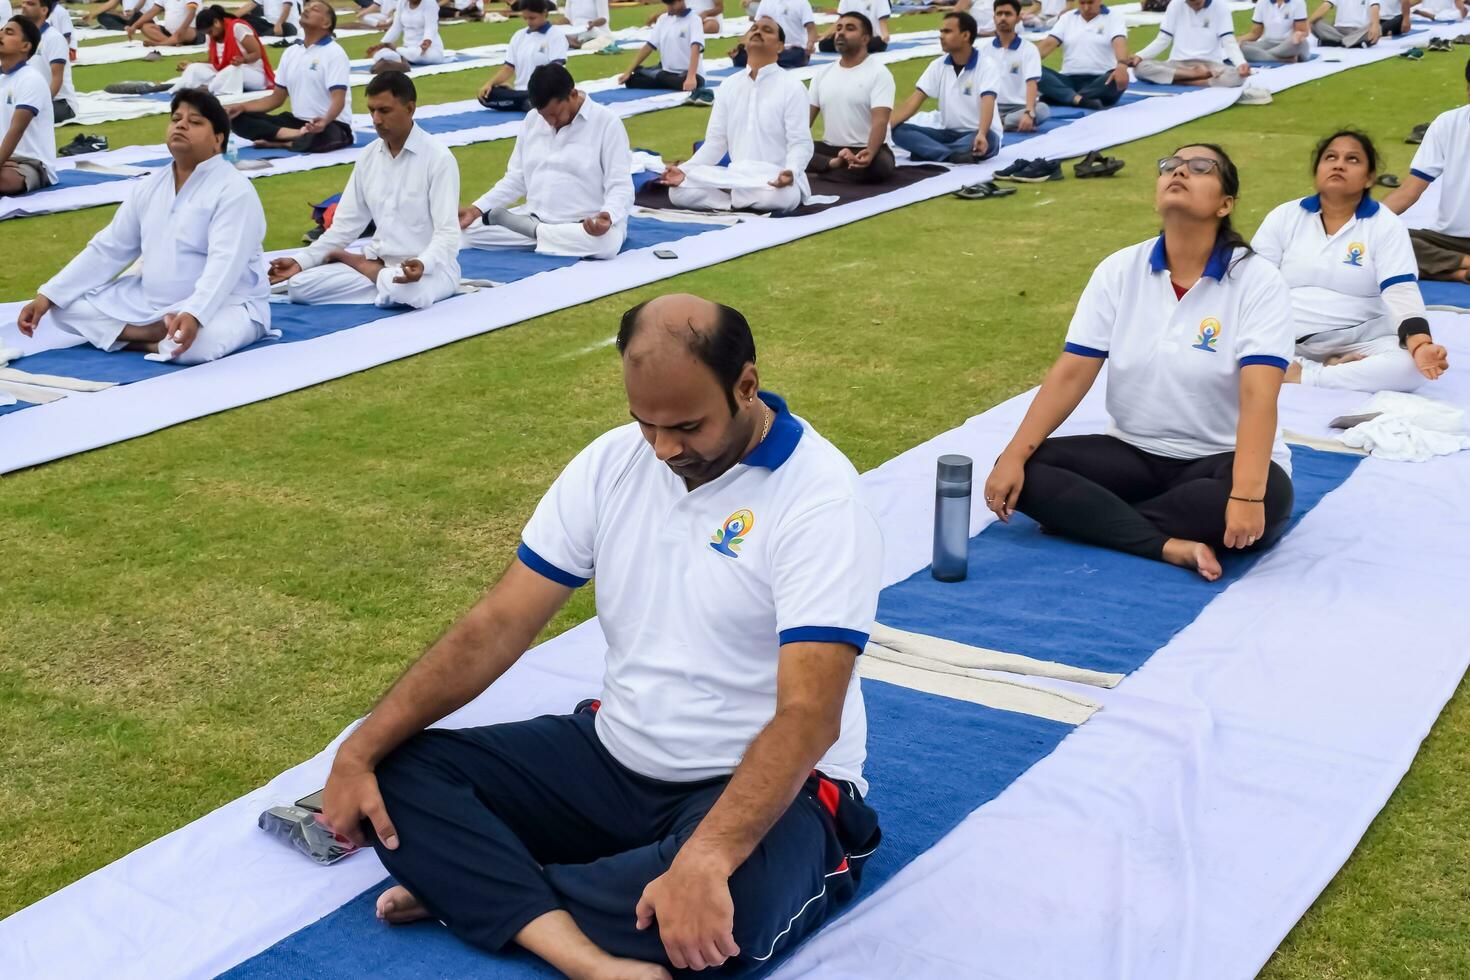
460, 64, 633, 260
807, 13, 896, 183
1128, 0, 1251, 88
269, 72, 462, 308
662, 18, 813, 214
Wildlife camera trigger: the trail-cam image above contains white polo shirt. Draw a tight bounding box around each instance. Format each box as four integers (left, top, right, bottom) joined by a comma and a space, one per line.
836, 0, 891, 33
1408, 104, 1470, 237
275, 36, 351, 125
518, 393, 883, 791
1064, 236, 1296, 472
1325, 0, 1378, 28
46, 2, 73, 43
808, 55, 895, 148
1251, 0, 1307, 42
1046, 6, 1127, 75
1156, 0, 1236, 63
162, 0, 198, 33
914, 48, 1003, 138
32, 23, 75, 111
648, 8, 702, 76
0, 60, 55, 182
981, 34, 1042, 106
754, 0, 816, 50
1252, 194, 1420, 337
260, 0, 301, 33
506, 22, 569, 89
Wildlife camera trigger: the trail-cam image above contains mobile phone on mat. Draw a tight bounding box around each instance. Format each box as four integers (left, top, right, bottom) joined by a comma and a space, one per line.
654, 249, 678, 260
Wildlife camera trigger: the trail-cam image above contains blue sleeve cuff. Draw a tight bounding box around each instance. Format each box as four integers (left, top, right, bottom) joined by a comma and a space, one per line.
328, 84, 348, 91
1410, 168, 1437, 183
779, 626, 871, 651
1380, 273, 1417, 290
1240, 355, 1289, 370
516, 542, 590, 588
15, 104, 38, 115
1064, 342, 1108, 358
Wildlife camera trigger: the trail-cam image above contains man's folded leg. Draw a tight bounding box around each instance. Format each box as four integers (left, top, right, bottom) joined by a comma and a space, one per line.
668, 184, 735, 210
374, 262, 460, 309
286, 264, 382, 305
730, 184, 802, 214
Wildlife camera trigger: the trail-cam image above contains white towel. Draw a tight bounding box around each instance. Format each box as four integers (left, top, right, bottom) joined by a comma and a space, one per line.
1339, 390, 1470, 462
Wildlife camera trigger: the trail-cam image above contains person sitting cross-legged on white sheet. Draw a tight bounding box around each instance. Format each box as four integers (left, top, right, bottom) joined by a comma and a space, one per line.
889, 11, 1003, 164
1384, 61, 1470, 285
128, 0, 201, 47
0, 16, 56, 196
1238, 0, 1311, 63
618, 0, 704, 93
1412, 0, 1467, 21
356, 0, 397, 30
660, 17, 813, 214
460, 64, 633, 260
1126, 0, 1252, 88
17, 90, 275, 364
806, 13, 897, 183
23, 0, 77, 123
1253, 130, 1449, 391
269, 71, 461, 308
1307, 0, 1381, 47
227, 1, 354, 152
478, 0, 568, 112
366, 0, 446, 70
172, 4, 273, 96
984, 0, 1050, 133
554, 0, 610, 47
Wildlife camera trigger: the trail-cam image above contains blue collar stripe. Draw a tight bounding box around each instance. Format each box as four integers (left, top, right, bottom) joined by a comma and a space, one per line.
1148, 234, 1233, 280
992, 35, 1022, 49
742, 391, 803, 470
1299, 192, 1381, 219
944, 48, 980, 70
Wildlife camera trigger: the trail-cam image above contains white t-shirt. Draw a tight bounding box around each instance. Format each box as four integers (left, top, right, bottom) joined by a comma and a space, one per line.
1063, 236, 1296, 471
162, 0, 199, 33
970, 0, 995, 33
33, 24, 75, 111
649, 8, 702, 76
836, 0, 891, 33
1251, 0, 1307, 42
808, 55, 895, 148
274, 36, 351, 124
0, 60, 56, 182
914, 48, 1002, 138
981, 34, 1042, 106
47, 2, 73, 43
755, 0, 816, 49
561, 0, 608, 30
1407, 104, 1470, 237
1252, 194, 1421, 336
260, 0, 301, 33
1156, 0, 1235, 63
506, 23, 569, 89
1326, 0, 1378, 29
518, 393, 883, 791
1046, 6, 1127, 75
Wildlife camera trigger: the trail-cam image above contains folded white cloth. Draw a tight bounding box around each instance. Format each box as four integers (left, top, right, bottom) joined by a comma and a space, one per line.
1339, 391, 1470, 462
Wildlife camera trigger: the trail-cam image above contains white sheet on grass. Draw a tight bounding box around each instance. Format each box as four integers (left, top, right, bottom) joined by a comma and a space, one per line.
73, 28, 377, 66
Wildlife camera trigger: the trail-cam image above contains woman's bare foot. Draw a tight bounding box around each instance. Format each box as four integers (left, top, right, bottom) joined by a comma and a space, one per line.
1283, 359, 1303, 383
375, 884, 433, 924
1161, 538, 1222, 581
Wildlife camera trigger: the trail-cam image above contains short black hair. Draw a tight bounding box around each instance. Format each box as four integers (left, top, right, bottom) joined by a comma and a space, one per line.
616, 301, 758, 415
993, 0, 1021, 12
838, 11, 873, 36
945, 10, 978, 42
9, 15, 40, 57
39, 0, 57, 13
195, 4, 228, 32
519, 0, 550, 14
171, 87, 231, 151
1312, 129, 1378, 176
365, 70, 417, 104
528, 63, 575, 108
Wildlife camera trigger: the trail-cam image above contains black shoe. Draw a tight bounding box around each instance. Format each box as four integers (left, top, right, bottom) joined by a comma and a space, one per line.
301, 226, 323, 244
1010, 158, 1064, 182
58, 133, 107, 157
1074, 153, 1124, 178
1406, 122, 1429, 144
994, 158, 1032, 179
946, 150, 977, 165
1079, 97, 1106, 111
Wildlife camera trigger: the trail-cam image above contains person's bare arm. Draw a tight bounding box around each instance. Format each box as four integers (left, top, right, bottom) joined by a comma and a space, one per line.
1384, 173, 1429, 214
0, 107, 33, 169
1035, 33, 1059, 57
237, 31, 263, 64
887, 87, 926, 127
322, 559, 575, 849
229, 84, 288, 116
1223, 365, 1282, 549
1308, 0, 1332, 24
863, 105, 890, 157
1241, 22, 1263, 41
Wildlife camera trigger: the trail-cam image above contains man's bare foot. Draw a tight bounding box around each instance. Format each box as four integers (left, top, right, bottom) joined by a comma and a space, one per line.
1283, 359, 1303, 383
1161, 538, 1222, 581
515, 909, 672, 980
375, 884, 433, 924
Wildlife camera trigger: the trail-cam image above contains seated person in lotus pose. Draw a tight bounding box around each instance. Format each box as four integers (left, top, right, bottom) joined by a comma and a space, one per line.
1022, 0, 1071, 30
817, 0, 890, 52
983, 144, 1297, 582
618, 0, 704, 92
807, 13, 897, 183
1239, 0, 1310, 63
984, 0, 1049, 133
173, 5, 273, 96
356, 0, 397, 29
1308, 0, 1381, 46
696, 0, 723, 33
478, 0, 568, 111
461, 64, 632, 259
1378, 0, 1414, 36
1385, 60, 1470, 284
555, 0, 610, 47
17, 90, 274, 364
889, 12, 1003, 164
0, 16, 55, 196
94, 0, 151, 31
228, 1, 354, 152
367, 0, 446, 70
1412, 0, 1468, 21
735, 0, 815, 67
1034, 0, 1130, 109
661, 18, 813, 214
234, 0, 298, 36
268, 72, 461, 308
129, 0, 201, 46
1254, 131, 1449, 391
953, 0, 997, 37
321, 292, 883, 980
23, 0, 76, 122
1126, 0, 1252, 89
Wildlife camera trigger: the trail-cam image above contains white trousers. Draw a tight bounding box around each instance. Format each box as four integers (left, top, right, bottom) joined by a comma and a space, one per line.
360, 10, 391, 27
460, 213, 626, 259
175, 62, 269, 95
1134, 59, 1245, 88
1297, 317, 1424, 392
48, 286, 273, 365
372, 42, 449, 67
668, 183, 801, 214
285, 261, 459, 308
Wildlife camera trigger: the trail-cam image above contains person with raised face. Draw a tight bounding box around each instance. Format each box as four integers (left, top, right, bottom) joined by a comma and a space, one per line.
18, 90, 274, 363
984, 144, 1298, 582
228, 1, 353, 152
1034, 0, 1131, 110
806, 13, 897, 183
0, 15, 55, 195
741, 0, 815, 67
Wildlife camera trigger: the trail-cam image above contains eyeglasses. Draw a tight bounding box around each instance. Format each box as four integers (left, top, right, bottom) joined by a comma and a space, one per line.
1158, 156, 1222, 177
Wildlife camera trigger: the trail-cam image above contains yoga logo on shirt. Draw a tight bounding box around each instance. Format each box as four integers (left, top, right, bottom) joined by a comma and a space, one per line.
1192, 317, 1221, 353
710, 509, 756, 558
1343, 242, 1366, 267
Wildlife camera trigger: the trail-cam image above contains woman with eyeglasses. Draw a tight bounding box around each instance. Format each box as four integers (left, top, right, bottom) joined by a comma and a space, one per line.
982, 144, 1296, 582
1251, 130, 1449, 392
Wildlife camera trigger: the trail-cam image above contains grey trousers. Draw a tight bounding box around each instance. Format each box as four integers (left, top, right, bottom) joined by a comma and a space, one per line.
1240, 36, 1311, 61
1311, 19, 1373, 47
998, 101, 1052, 131
1409, 229, 1470, 278
1134, 58, 1245, 87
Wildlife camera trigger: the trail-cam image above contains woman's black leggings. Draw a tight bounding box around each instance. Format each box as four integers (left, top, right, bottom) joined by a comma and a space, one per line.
1015, 434, 1295, 560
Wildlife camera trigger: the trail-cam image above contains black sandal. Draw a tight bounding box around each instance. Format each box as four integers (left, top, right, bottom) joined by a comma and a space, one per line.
953, 181, 1017, 200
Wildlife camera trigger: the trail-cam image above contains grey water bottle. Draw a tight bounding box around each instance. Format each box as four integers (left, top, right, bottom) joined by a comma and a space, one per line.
932, 455, 972, 582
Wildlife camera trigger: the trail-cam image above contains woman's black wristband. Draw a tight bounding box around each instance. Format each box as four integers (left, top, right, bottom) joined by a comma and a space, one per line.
1398, 316, 1431, 349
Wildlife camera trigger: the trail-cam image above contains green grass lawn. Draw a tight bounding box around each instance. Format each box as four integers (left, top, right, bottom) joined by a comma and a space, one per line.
2, 19, 1468, 978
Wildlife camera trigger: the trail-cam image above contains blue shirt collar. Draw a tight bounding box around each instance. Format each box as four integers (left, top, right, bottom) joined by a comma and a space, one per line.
39, 21, 51, 33
530, 21, 551, 34
991, 34, 1022, 50
1299, 192, 1380, 219
741, 392, 803, 470
1148, 232, 1234, 281
313, 33, 335, 46
1, 58, 26, 75
674, 7, 692, 15
943, 48, 979, 70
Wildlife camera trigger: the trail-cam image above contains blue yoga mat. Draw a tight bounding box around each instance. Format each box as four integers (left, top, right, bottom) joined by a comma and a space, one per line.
877, 445, 1362, 679
1420, 278, 1470, 310
0, 399, 38, 417
457, 213, 725, 280
30, 168, 133, 193
222, 678, 1076, 979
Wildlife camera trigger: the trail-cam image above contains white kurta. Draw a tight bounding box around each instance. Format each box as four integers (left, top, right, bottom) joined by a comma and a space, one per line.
374, 0, 447, 66
38, 155, 275, 364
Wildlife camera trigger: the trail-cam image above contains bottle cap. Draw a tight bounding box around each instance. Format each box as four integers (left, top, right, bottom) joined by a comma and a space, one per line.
936, 454, 972, 483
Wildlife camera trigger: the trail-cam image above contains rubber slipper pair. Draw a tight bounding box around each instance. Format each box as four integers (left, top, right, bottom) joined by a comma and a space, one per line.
954, 181, 1016, 200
